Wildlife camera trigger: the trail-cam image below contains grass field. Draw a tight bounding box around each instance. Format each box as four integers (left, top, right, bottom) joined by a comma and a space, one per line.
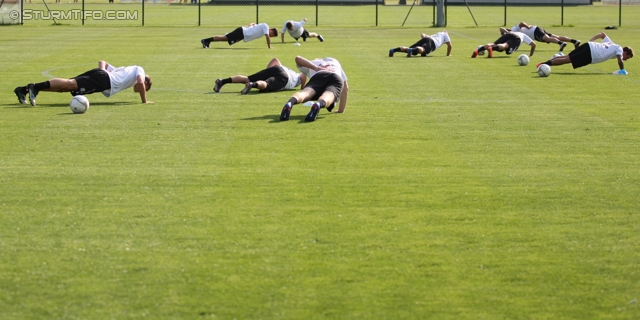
1, 20, 640, 319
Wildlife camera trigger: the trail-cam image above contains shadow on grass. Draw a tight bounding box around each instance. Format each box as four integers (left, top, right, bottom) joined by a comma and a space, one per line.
241, 114, 326, 123
1, 101, 136, 109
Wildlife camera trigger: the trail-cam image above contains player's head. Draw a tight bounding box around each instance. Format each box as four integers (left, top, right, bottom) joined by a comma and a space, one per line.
623, 47, 634, 61
145, 75, 152, 91
269, 28, 278, 37
286, 22, 293, 30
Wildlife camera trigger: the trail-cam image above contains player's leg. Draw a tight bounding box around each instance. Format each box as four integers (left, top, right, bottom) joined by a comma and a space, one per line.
281, 87, 315, 121
554, 34, 581, 49
306, 90, 335, 122
389, 46, 410, 57
266, 58, 281, 68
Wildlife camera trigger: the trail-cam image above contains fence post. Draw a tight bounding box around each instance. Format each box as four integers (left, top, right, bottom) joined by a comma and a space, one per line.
316, 0, 318, 26
619, 0, 621, 27
256, 0, 259, 23
503, 0, 506, 26
375, 0, 378, 26
198, 0, 201, 26
82, 0, 84, 25
142, 0, 145, 26
432, 0, 435, 27
561, 0, 564, 26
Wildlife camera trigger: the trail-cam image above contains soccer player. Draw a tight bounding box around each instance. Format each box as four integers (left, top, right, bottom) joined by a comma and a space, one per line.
14, 60, 152, 106
536, 32, 633, 74
510, 22, 580, 52
201, 23, 278, 49
389, 30, 452, 58
280, 56, 348, 122
212, 58, 307, 94
471, 30, 536, 58
281, 18, 324, 43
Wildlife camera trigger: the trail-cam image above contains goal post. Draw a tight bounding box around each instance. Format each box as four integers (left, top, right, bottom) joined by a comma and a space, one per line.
0, 0, 22, 25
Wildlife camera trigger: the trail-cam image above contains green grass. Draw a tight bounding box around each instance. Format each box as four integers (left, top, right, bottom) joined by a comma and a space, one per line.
1, 24, 640, 318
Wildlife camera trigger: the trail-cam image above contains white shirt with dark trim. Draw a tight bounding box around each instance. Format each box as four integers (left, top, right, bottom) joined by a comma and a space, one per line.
512, 32, 534, 45
511, 25, 537, 40
242, 23, 269, 43
282, 20, 305, 39
282, 66, 301, 90
589, 36, 623, 64
430, 31, 451, 50
297, 57, 347, 82
102, 65, 145, 97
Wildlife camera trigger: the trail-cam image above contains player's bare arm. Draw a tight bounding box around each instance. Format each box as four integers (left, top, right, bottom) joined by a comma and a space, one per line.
529, 42, 536, 57
300, 74, 307, 89
134, 75, 152, 104
336, 81, 348, 113
446, 42, 452, 56
98, 60, 111, 70
589, 32, 606, 42
617, 55, 625, 70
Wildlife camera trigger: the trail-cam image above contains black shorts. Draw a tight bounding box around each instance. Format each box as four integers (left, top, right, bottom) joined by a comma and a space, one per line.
495, 33, 522, 55
568, 44, 592, 69
533, 26, 551, 42
410, 37, 436, 56
225, 27, 244, 45
305, 71, 344, 101
294, 30, 310, 41
72, 68, 111, 95
247, 66, 289, 92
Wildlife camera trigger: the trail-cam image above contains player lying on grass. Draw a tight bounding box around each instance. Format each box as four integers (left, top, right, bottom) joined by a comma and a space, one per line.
213, 58, 307, 94
280, 56, 348, 122
14, 60, 152, 106
201, 23, 277, 49
472, 30, 536, 58
281, 18, 324, 43
510, 21, 580, 52
536, 32, 634, 75
389, 30, 452, 58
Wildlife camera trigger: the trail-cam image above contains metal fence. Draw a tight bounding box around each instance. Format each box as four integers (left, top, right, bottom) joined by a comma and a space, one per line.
8, 0, 640, 27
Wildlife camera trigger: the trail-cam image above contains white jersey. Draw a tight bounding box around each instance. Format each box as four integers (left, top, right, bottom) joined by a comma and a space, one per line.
297, 57, 347, 82
282, 20, 305, 39
512, 32, 534, 45
242, 23, 269, 43
429, 31, 451, 50
589, 36, 623, 64
281, 66, 301, 90
102, 65, 145, 97
511, 25, 537, 40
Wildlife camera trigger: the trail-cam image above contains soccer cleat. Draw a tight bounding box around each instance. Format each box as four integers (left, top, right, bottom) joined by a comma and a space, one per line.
318, 35, 324, 42
389, 49, 394, 57
471, 49, 478, 58
213, 79, 223, 93
574, 40, 581, 48
487, 46, 493, 58
241, 82, 253, 95
280, 103, 292, 121
305, 103, 320, 122
27, 83, 38, 106
559, 42, 567, 52
14, 87, 27, 104
201, 39, 209, 49
407, 48, 413, 57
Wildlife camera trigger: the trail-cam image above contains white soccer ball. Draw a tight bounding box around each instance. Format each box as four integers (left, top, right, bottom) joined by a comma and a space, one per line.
517, 54, 529, 66
552, 52, 565, 59
70, 95, 90, 113
537, 64, 551, 77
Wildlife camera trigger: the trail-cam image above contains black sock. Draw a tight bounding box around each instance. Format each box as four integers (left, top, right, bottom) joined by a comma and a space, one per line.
570, 39, 577, 44
491, 45, 499, 51
251, 82, 259, 88
34, 81, 50, 91
204, 37, 214, 42
543, 60, 552, 66
288, 97, 298, 106
559, 41, 565, 46
317, 99, 326, 108
222, 78, 232, 84
393, 47, 401, 52
477, 47, 486, 53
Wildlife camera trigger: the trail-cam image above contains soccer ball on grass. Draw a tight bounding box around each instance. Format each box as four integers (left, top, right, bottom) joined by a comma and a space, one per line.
537, 64, 551, 77
70, 95, 90, 114
517, 54, 529, 66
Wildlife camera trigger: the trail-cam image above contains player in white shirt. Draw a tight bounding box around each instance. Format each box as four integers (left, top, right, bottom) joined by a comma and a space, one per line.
212, 58, 307, 94
511, 21, 580, 52
281, 18, 324, 43
537, 32, 634, 74
201, 23, 278, 49
14, 60, 152, 106
389, 30, 452, 58
280, 56, 348, 122
472, 30, 536, 58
